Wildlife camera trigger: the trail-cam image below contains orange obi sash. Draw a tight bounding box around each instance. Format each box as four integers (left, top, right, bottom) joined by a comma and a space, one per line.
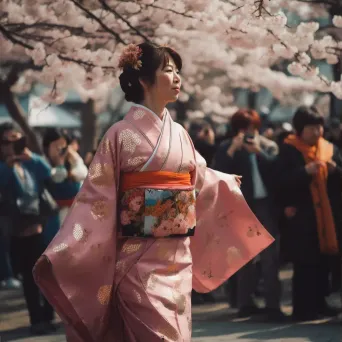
120, 171, 192, 192
119, 171, 195, 238
55, 198, 75, 208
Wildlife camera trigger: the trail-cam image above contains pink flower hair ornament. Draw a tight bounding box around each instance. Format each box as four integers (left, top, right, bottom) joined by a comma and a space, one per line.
118, 44, 143, 71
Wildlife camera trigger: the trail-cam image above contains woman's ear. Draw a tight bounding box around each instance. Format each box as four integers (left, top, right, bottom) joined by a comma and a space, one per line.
139, 78, 149, 91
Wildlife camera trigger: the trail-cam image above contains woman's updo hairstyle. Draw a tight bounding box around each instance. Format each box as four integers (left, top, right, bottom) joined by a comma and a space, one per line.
118, 42, 182, 103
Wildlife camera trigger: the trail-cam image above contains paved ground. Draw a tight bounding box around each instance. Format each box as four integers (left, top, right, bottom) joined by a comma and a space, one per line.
1, 269, 341, 342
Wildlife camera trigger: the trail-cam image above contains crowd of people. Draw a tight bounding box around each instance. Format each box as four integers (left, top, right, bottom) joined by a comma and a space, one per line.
0, 124, 88, 334
190, 106, 342, 322
0, 104, 341, 335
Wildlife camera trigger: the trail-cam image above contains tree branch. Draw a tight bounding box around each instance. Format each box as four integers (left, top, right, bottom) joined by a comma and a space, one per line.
326, 46, 342, 56
227, 28, 248, 34
147, 4, 196, 19
267, 28, 331, 86
0, 24, 34, 49
100, 0, 152, 42
4, 22, 108, 39
68, 0, 126, 44
253, 0, 272, 18
0, 67, 43, 154
5, 22, 86, 34
0, 24, 115, 70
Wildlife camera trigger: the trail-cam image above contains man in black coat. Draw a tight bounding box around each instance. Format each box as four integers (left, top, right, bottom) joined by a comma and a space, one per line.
275, 106, 342, 321
212, 109, 284, 321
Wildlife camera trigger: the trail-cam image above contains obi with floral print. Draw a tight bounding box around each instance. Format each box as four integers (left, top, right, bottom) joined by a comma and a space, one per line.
119, 188, 196, 237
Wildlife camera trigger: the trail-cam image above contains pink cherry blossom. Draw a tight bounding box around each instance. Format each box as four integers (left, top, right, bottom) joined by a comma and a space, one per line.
0, 0, 341, 112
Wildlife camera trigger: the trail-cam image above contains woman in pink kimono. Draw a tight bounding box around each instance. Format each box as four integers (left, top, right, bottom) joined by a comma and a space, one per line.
33, 43, 274, 342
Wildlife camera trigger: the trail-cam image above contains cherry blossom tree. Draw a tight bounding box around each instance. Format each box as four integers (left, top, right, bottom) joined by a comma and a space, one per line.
279, 0, 342, 116
0, 0, 341, 131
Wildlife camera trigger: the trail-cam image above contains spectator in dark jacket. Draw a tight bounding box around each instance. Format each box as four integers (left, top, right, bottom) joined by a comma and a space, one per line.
212, 109, 284, 321
275, 106, 342, 321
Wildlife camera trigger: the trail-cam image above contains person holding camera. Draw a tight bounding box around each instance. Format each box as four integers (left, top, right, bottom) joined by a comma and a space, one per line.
42, 128, 88, 245
212, 109, 284, 321
0, 122, 56, 335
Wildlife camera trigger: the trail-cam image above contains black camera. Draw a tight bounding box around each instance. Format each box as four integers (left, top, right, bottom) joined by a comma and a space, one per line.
243, 133, 255, 144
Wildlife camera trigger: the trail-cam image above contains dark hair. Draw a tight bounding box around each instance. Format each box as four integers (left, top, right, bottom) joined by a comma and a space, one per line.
119, 42, 182, 103
43, 128, 72, 169
0, 122, 21, 142
230, 109, 261, 136
0, 122, 14, 141
188, 119, 213, 140
42, 128, 69, 153
292, 106, 324, 136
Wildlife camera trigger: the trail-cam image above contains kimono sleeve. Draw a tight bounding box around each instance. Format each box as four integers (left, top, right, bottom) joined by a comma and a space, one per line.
33, 129, 120, 342
190, 152, 274, 293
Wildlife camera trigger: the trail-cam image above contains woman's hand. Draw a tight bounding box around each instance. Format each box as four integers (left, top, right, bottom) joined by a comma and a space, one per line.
18, 148, 32, 161
227, 133, 244, 157
48, 140, 67, 166
305, 161, 324, 175
231, 133, 244, 150
66, 146, 80, 166
6, 148, 32, 167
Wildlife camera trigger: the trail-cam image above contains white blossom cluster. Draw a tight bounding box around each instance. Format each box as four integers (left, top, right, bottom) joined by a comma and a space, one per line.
0, 0, 341, 114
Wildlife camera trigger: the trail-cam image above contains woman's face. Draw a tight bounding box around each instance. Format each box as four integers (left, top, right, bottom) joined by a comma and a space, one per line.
300, 124, 323, 146
1, 130, 22, 158
48, 137, 67, 163
141, 55, 181, 105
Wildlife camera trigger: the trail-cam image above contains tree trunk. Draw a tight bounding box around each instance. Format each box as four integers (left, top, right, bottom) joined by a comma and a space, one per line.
80, 100, 98, 158
1, 86, 42, 154
330, 60, 342, 119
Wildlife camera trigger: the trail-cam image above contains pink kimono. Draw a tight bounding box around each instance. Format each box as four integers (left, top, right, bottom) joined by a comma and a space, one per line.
33, 105, 274, 342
